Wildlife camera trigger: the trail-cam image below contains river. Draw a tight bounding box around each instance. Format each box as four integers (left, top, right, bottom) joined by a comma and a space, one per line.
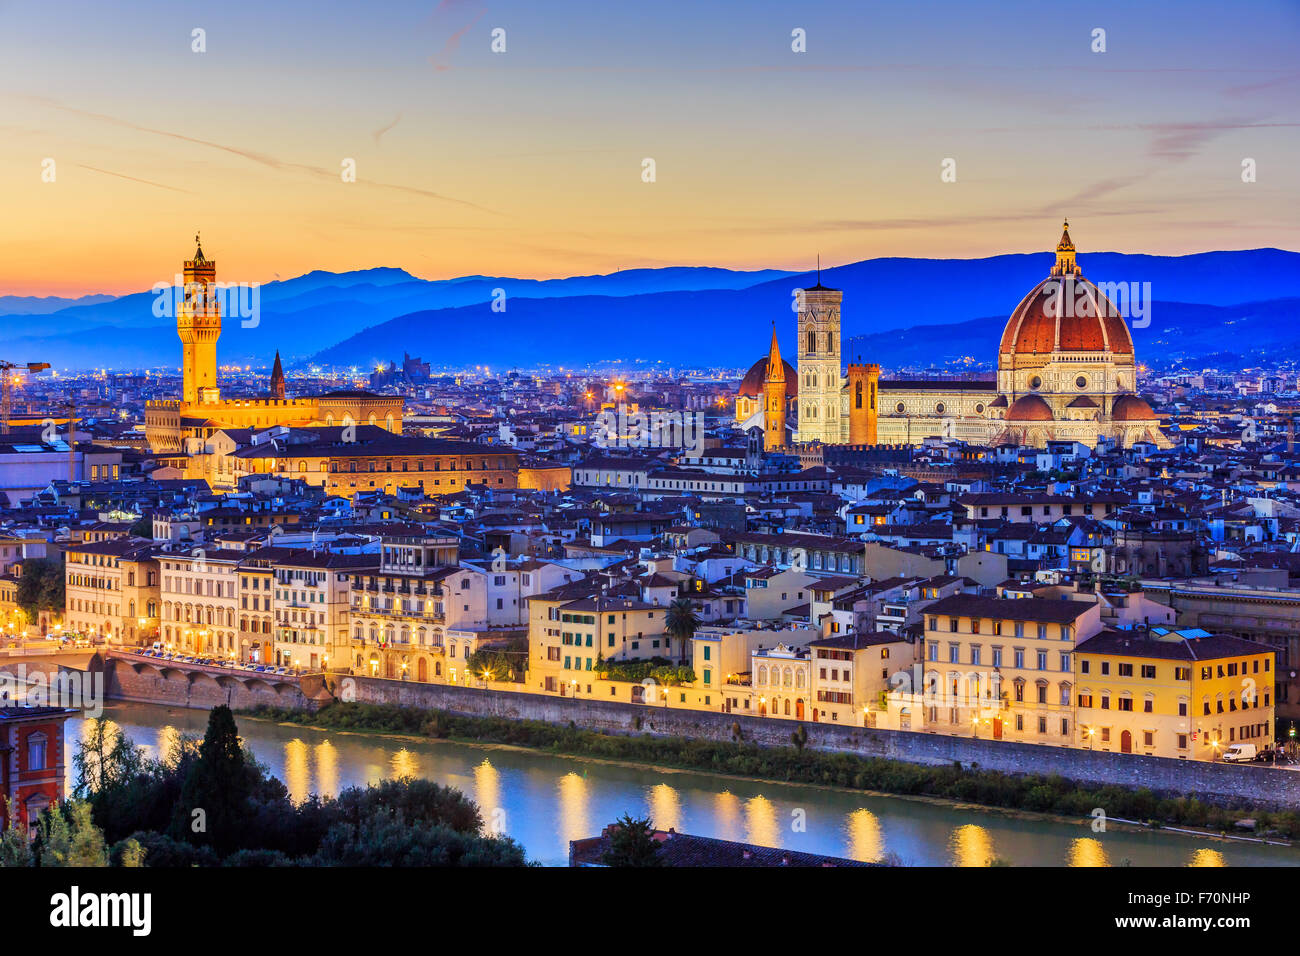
65, 701, 1300, 867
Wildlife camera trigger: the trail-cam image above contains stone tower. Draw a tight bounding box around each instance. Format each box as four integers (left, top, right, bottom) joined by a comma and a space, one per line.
270, 350, 286, 400
847, 362, 880, 445
796, 269, 843, 444
178, 234, 221, 405
763, 324, 786, 451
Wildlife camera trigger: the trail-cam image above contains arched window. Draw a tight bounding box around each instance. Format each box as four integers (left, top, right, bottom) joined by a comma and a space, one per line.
807, 330, 815, 354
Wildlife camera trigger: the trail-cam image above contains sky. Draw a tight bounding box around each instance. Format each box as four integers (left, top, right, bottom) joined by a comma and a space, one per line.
1, 0, 1298, 295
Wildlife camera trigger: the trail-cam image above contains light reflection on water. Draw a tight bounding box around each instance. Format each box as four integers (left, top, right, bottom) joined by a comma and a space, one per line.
845, 808, 884, 863
66, 703, 1300, 868
950, 823, 996, 867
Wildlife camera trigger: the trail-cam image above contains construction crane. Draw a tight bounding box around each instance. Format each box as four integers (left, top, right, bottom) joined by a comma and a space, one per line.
0, 360, 51, 435
57, 398, 78, 484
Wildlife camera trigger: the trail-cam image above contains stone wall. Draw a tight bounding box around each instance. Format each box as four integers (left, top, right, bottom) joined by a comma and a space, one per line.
348, 675, 1300, 811
102, 655, 309, 711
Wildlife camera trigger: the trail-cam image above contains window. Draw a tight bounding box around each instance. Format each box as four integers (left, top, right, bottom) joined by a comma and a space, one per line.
27, 733, 47, 771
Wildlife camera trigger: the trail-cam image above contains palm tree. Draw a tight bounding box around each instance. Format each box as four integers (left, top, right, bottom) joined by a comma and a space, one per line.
664, 598, 701, 664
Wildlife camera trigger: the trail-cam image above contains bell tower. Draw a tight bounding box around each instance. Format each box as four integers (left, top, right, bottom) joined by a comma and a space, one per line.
795, 263, 843, 444
763, 323, 786, 451
178, 233, 221, 405
847, 362, 880, 445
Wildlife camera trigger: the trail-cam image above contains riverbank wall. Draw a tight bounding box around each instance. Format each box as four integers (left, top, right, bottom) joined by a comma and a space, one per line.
343, 674, 1300, 812
72, 654, 1300, 811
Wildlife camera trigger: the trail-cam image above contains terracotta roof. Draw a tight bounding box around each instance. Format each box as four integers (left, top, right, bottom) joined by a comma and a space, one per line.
1006, 394, 1054, 422
737, 356, 797, 400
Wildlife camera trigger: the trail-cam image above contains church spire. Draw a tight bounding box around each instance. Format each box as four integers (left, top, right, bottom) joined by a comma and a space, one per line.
766, 321, 784, 382
270, 349, 286, 400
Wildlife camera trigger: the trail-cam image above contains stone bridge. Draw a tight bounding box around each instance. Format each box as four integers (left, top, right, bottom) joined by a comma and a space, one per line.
102, 650, 316, 711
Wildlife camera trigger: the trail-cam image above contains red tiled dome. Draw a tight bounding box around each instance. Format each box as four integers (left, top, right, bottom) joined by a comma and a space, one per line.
1000, 276, 1134, 356
737, 356, 797, 399
1111, 394, 1157, 421
1006, 394, 1054, 422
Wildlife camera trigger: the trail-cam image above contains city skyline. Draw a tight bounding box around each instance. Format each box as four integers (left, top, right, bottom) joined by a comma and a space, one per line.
3, 0, 1299, 295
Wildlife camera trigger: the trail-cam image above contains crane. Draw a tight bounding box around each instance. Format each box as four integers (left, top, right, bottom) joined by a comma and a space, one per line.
0, 360, 51, 435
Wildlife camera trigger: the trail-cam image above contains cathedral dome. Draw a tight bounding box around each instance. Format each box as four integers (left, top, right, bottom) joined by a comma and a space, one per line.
1111, 394, 1157, 421
1006, 394, 1054, 422
999, 222, 1133, 357
737, 356, 797, 399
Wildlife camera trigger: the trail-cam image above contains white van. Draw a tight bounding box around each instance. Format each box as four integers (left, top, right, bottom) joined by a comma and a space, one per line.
1222, 744, 1258, 763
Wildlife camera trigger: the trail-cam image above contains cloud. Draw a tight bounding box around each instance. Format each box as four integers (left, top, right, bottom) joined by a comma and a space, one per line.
75, 164, 194, 194
373, 114, 402, 145
17, 95, 503, 216
428, 0, 485, 72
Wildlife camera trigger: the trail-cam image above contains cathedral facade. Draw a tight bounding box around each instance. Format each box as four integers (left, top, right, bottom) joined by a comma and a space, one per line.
145, 238, 404, 455
737, 222, 1170, 450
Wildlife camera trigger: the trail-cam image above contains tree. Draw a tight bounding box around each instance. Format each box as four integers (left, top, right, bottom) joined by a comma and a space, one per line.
15, 557, 64, 622
37, 801, 109, 867
74, 717, 144, 799
465, 649, 515, 683
664, 598, 701, 663
170, 705, 254, 854
600, 814, 663, 867
791, 725, 809, 753
0, 801, 33, 867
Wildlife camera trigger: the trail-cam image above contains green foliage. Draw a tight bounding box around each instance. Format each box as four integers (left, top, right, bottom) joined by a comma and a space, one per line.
465, 648, 517, 683
170, 705, 254, 854
74, 717, 145, 799
244, 701, 1300, 839
74, 705, 530, 866
310, 818, 527, 866
664, 598, 701, 662
0, 802, 34, 867
16, 556, 64, 619
791, 725, 809, 753
594, 656, 696, 686
600, 814, 663, 867
37, 800, 108, 867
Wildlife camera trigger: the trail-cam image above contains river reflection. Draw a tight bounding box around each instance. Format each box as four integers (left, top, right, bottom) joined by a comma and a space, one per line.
66, 703, 1300, 868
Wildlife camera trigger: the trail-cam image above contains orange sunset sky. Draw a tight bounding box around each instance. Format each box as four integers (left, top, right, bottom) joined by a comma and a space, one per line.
2, 0, 1298, 296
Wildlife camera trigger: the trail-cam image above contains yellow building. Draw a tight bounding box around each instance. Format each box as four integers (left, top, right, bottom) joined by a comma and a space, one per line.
63, 539, 160, 645
527, 593, 670, 699
1074, 626, 1274, 760
809, 631, 917, 728
922, 594, 1103, 745
145, 237, 404, 455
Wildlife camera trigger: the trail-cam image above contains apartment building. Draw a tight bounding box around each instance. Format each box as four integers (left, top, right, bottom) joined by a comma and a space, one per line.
63, 538, 160, 645
1074, 626, 1274, 760
811, 631, 917, 728
271, 551, 378, 670
349, 533, 460, 681
158, 547, 242, 655
921, 594, 1103, 746
527, 593, 668, 697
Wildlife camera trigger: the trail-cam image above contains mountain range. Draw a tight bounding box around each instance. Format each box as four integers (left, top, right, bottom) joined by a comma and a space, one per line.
4, 250, 1296, 372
